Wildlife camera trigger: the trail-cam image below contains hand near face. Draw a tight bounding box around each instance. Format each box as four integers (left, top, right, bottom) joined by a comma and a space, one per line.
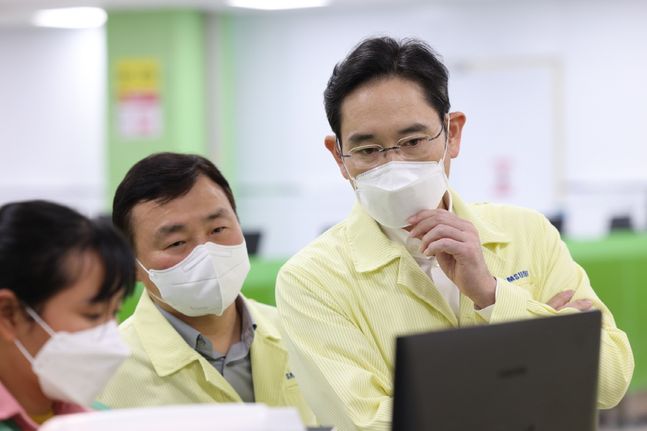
407, 208, 496, 309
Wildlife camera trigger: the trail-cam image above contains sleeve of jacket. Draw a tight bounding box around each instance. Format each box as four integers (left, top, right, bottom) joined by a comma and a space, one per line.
485, 213, 634, 409
276, 264, 392, 431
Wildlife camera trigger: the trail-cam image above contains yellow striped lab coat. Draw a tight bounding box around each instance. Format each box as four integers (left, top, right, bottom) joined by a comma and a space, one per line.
276, 190, 633, 431
98, 291, 316, 426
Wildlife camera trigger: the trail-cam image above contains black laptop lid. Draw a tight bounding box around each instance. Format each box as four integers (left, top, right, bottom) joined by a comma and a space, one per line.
392, 311, 602, 431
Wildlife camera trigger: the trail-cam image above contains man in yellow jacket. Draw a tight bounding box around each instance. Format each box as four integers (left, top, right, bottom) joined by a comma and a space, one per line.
276, 36, 633, 431
98, 153, 315, 426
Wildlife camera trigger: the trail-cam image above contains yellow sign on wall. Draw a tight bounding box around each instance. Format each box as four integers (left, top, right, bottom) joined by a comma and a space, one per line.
116, 58, 160, 98
115, 58, 163, 139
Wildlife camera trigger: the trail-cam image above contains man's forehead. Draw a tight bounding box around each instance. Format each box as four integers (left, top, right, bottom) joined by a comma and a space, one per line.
132, 199, 230, 228
130, 198, 175, 225
339, 79, 440, 138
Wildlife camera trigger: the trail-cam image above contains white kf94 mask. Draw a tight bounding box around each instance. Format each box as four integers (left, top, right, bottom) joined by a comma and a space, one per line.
14, 307, 130, 407
138, 241, 250, 317
353, 159, 449, 229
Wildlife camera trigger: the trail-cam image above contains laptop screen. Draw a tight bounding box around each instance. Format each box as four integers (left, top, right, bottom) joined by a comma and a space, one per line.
392, 311, 601, 431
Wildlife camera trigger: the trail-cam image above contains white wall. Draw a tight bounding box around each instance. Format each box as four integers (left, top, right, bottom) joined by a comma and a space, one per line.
2, 1, 646, 255
0, 27, 106, 216
216, 0, 647, 256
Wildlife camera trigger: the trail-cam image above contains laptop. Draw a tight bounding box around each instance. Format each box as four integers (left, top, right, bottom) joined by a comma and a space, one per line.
392, 311, 602, 431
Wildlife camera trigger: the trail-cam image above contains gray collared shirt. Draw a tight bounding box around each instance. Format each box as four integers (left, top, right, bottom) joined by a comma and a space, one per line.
155, 296, 257, 402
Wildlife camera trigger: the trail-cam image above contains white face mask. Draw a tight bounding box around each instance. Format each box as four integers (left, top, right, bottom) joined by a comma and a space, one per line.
138, 241, 250, 317
14, 307, 130, 407
352, 158, 449, 229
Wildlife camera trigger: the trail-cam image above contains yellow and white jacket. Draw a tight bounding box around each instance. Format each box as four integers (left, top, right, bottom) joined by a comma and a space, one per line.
98, 291, 316, 426
276, 190, 633, 431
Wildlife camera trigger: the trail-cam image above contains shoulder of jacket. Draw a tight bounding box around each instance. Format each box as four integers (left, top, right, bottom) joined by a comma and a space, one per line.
245, 299, 277, 316
118, 315, 141, 340
245, 299, 279, 325
471, 201, 549, 228
280, 220, 352, 274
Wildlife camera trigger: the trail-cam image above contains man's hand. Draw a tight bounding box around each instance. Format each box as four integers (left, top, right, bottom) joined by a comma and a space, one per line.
546, 290, 594, 311
408, 209, 496, 309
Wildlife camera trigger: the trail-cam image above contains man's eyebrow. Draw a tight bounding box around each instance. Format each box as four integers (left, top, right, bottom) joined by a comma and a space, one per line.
204, 208, 228, 221
398, 123, 430, 135
153, 209, 230, 241
346, 123, 433, 147
347, 133, 375, 146
155, 223, 186, 239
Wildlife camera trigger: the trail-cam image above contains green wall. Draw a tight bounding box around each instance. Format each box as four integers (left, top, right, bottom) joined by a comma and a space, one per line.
212, 15, 237, 193
106, 10, 207, 207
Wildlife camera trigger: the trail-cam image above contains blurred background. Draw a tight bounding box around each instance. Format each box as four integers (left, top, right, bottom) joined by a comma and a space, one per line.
0, 0, 646, 426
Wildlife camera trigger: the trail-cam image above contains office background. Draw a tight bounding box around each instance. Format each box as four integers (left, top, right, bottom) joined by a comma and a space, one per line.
1, 0, 646, 422
2, 0, 647, 255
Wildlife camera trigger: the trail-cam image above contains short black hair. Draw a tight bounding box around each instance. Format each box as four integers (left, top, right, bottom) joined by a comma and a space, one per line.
0, 200, 136, 310
112, 152, 236, 246
324, 36, 450, 145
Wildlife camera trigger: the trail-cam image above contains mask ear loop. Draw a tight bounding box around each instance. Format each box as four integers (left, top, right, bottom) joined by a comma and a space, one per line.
440, 115, 453, 211
146, 290, 170, 306
14, 339, 36, 363
136, 259, 151, 276
23, 307, 56, 337
14, 306, 56, 363
337, 137, 359, 189
136, 259, 174, 307
439, 115, 451, 164
135, 259, 171, 307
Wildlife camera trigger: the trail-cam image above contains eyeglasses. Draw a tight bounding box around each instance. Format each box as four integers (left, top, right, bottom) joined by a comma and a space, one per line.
339, 126, 445, 170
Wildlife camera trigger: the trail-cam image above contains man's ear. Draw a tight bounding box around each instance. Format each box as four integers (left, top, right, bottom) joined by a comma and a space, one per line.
0, 289, 21, 342
324, 135, 350, 180
447, 111, 467, 159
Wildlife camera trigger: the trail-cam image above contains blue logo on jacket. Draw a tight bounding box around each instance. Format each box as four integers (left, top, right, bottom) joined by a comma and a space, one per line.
506, 270, 529, 282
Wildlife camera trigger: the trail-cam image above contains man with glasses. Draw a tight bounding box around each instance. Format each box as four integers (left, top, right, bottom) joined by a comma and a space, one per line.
275, 37, 633, 431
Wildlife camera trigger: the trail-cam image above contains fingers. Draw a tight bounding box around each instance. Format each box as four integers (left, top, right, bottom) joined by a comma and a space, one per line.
546, 290, 594, 311
560, 299, 594, 312
418, 224, 469, 255
423, 235, 487, 261
407, 208, 439, 226
408, 210, 483, 264
408, 209, 476, 239
546, 290, 575, 309
408, 209, 495, 307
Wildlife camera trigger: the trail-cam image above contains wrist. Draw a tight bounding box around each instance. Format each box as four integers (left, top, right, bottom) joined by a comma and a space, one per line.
473, 276, 497, 309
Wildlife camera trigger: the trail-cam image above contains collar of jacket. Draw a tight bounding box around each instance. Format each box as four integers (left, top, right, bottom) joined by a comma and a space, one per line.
133, 290, 283, 379
346, 188, 512, 273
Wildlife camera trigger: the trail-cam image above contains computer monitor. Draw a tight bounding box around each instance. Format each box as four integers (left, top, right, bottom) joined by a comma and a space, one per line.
243, 230, 262, 256
392, 311, 601, 431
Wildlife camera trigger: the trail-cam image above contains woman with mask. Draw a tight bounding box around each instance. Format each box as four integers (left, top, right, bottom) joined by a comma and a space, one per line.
0, 200, 136, 431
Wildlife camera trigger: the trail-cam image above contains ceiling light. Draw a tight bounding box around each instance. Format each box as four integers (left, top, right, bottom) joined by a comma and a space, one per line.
32, 7, 107, 29
228, 0, 329, 11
